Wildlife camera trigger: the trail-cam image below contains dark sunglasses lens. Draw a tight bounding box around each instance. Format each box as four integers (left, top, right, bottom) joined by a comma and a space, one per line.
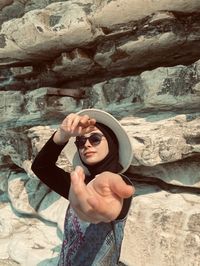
89, 134, 102, 145
76, 137, 87, 148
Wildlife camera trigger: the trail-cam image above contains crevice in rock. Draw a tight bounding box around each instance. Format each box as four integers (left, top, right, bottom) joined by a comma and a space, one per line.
126, 172, 200, 195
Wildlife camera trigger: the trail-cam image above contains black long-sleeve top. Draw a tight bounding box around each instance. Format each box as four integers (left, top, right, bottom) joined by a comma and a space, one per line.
31, 134, 71, 199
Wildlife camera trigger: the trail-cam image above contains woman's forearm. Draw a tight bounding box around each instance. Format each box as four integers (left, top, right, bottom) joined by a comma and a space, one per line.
31, 132, 71, 199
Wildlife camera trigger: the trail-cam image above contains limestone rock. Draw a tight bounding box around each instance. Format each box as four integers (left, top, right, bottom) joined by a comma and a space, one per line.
1, 1, 200, 89
0, 1, 200, 265
0, 203, 61, 265
121, 187, 200, 266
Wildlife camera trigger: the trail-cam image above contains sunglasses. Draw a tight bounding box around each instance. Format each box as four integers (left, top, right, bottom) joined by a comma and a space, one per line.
75, 133, 104, 149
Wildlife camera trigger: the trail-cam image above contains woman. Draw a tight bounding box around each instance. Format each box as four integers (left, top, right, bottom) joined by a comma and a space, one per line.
31, 108, 134, 266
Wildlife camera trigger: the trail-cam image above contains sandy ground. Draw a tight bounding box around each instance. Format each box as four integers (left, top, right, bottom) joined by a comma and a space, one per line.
0, 260, 19, 266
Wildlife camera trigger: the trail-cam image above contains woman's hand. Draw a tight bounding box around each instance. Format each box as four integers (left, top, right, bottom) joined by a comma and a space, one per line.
53, 113, 96, 145
69, 166, 134, 223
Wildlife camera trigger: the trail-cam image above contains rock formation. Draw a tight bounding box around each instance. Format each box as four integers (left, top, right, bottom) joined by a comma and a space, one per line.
0, 1, 200, 265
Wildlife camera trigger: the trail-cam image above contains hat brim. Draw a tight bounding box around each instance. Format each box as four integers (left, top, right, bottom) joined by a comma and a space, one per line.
64, 109, 133, 174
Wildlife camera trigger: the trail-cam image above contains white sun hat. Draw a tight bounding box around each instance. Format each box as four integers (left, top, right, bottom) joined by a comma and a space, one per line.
65, 109, 133, 174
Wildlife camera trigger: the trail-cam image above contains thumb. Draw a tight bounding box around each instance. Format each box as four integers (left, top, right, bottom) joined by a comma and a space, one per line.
74, 165, 85, 181
70, 166, 85, 186
109, 176, 134, 199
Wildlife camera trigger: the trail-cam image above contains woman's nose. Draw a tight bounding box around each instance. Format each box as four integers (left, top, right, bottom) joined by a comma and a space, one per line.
84, 139, 92, 147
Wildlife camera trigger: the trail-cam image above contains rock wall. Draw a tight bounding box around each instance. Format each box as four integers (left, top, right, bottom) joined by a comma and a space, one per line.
0, 1, 200, 265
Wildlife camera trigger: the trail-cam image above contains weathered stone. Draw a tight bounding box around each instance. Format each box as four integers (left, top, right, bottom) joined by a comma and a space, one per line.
121, 188, 200, 266
0, 204, 60, 265
52, 48, 95, 76
0, 1, 14, 11
0, 1, 200, 89
1, 62, 200, 128
10, 66, 33, 78
0, 1, 200, 265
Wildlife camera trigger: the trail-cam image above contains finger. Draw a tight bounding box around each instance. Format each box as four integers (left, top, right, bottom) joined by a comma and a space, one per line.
61, 114, 72, 125
65, 113, 76, 132
71, 116, 82, 132
83, 125, 96, 134
76, 117, 96, 135
70, 171, 92, 212
79, 116, 96, 127
70, 170, 85, 192
109, 176, 134, 199
88, 118, 96, 126
79, 115, 90, 127
60, 116, 70, 130
77, 125, 84, 135
79, 117, 96, 135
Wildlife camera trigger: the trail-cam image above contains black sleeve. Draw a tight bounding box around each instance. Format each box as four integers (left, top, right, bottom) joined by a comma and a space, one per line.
116, 174, 133, 220
31, 132, 71, 199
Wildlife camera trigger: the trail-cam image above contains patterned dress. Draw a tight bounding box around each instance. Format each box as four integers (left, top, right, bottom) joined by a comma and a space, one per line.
58, 206, 126, 266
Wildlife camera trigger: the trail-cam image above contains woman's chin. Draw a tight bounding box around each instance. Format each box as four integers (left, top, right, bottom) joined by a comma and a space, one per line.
83, 158, 98, 165
82, 155, 100, 165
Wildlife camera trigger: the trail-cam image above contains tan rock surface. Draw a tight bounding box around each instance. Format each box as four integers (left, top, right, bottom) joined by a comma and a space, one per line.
121, 188, 200, 266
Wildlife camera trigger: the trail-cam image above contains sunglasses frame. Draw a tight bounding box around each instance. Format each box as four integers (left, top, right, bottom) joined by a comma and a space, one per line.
74, 133, 104, 149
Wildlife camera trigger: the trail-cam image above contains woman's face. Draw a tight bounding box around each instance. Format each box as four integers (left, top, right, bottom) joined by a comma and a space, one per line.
77, 127, 109, 165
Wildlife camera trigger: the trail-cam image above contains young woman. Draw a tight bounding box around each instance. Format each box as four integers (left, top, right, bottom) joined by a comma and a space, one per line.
31, 108, 134, 266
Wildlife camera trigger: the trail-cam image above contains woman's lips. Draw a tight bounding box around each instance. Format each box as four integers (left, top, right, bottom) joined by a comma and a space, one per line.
84, 151, 95, 157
